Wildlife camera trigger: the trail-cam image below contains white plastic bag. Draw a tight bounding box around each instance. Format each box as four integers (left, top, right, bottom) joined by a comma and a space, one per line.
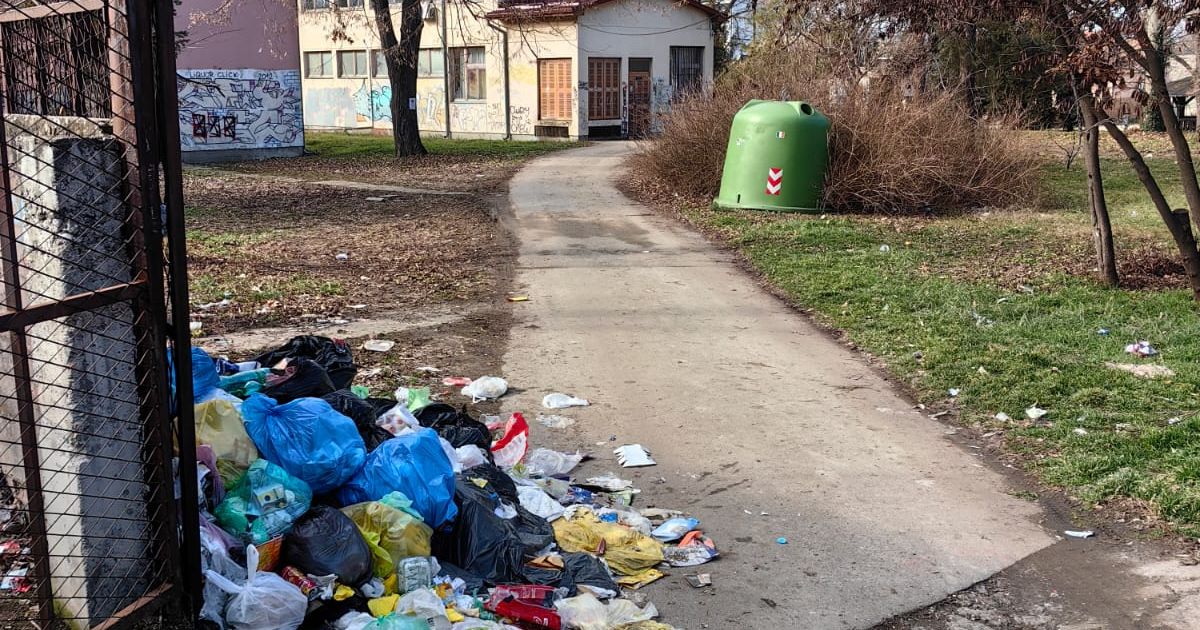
378, 404, 420, 436
556, 593, 657, 630
439, 437, 464, 473
524, 448, 583, 477
334, 612, 376, 630
462, 376, 508, 402
455, 444, 488, 469
395, 587, 450, 629
517, 485, 565, 521
199, 522, 246, 629
204, 546, 308, 630
542, 393, 589, 409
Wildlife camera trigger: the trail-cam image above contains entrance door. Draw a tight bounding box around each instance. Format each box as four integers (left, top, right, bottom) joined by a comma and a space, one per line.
628, 58, 652, 138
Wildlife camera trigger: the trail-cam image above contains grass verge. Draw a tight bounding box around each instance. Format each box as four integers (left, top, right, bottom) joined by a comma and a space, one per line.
630, 132, 1200, 534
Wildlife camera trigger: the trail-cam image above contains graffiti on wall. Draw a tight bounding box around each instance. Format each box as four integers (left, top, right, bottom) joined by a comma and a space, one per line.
177, 69, 303, 151
510, 106, 532, 136
449, 102, 507, 133
420, 85, 445, 129
354, 83, 392, 122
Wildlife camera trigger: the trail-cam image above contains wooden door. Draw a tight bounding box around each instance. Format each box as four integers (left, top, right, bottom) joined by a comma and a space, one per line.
628, 58, 652, 137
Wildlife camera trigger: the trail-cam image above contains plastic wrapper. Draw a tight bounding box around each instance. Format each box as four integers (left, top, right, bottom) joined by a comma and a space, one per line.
341, 496, 434, 579
555, 593, 657, 630
460, 376, 507, 401
194, 399, 258, 485
215, 459, 312, 545
366, 614, 432, 630
518, 485, 565, 522
284, 505, 373, 586
489, 413, 529, 468
396, 588, 449, 627
336, 428, 458, 529
204, 545, 308, 630
254, 335, 357, 389
200, 519, 247, 629
650, 517, 699, 542
524, 449, 583, 477
242, 393, 367, 495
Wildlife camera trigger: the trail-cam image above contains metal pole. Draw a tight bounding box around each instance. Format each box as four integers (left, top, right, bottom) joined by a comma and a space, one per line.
440, 0, 450, 138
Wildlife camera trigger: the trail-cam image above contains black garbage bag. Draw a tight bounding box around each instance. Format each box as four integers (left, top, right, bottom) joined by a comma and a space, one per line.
463, 463, 517, 504
366, 397, 398, 417
298, 595, 369, 630
436, 561, 486, 595
432, 476, 556, 586
284, 505, 373, 587
323, 390, 392, 452
262, 358, 336, 404
255, 335, 357, 390
415, 403, 492, 454
563, 552, 619, 595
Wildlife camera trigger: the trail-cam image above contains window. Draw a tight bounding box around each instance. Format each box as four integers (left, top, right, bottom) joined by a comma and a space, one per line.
418, 48, 445, 77
302, 0, 360, 9
669, 46, 704, 96
338, 50, 368, 77
587, 58, 620, 120
305, 51, 333, 78
538, 58, 572, 121
449, 47, 486, 101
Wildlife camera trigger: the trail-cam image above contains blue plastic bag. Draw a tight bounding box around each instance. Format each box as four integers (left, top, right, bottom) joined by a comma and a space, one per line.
242, 394, 367, 495
336, 429, 458, 529
193, 347, 221, 402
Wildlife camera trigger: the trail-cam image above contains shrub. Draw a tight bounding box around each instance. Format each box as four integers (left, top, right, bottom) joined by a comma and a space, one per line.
629, 52, 1039, 213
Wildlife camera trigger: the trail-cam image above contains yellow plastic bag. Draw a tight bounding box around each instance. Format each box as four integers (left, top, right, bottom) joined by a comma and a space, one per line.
342, 498, 433, 578
194, 400, 257, 484
553, 509, 664, 576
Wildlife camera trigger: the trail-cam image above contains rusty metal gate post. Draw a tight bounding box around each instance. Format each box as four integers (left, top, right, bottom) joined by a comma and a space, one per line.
0, 0, 198, 627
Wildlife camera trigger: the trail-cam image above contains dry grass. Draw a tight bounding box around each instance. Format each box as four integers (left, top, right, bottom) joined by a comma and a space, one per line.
629, 53, 1040, 213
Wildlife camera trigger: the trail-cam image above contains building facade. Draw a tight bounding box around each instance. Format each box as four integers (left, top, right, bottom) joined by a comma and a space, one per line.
174, 0, 306, 161
298, 0, 722, 140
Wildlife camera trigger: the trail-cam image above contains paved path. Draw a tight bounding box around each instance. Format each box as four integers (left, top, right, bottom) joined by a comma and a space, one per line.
500, 142, 1054, 629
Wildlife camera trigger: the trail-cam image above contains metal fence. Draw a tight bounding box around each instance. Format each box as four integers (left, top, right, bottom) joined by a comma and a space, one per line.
0, 0, 197, 628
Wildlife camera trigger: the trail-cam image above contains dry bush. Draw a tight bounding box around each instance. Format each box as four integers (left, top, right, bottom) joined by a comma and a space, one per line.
629, 53, 1040, 213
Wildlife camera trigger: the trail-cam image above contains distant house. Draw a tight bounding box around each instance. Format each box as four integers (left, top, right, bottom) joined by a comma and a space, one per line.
298, 0, 724, 140
174, 0, 305, 161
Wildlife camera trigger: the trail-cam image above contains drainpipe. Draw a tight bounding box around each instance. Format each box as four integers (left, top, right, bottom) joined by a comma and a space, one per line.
441, 0, 451, 138
486, 19, 512, 140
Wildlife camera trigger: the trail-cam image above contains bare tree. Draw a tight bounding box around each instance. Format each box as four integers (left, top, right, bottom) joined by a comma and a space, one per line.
370, 0, 425, 156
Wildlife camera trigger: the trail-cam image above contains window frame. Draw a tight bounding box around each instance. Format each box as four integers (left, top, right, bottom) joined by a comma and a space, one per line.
304, 51, 334, 78
417, 48, 445, 78
538, 57, 572, 122
668, 46, 705, 97
587, 57, 620, 121
337, 50, 369, 78
449, 46, 486, 101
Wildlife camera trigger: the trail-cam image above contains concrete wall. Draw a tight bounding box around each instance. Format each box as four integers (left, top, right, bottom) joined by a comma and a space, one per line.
298, 0, 713, 139
175, 0, 304, 160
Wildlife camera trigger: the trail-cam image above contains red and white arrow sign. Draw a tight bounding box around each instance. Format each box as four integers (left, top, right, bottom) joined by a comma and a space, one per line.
765, 167, 783, 195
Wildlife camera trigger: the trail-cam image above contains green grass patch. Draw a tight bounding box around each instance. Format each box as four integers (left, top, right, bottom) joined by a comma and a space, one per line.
676, 139, 1200, 532
189, 272, 344, 305
305, 132, 579, 159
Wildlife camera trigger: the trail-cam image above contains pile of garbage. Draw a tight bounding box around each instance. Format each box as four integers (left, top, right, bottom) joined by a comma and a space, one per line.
191, 335, 715, 630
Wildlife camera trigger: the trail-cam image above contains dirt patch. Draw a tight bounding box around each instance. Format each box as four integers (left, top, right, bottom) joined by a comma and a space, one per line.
219, 154, 526, 194
185, 173, 511, 336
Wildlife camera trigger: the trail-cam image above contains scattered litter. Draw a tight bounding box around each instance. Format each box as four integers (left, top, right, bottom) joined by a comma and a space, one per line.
1064, 530, 1095, 539
1106, 362, 1175, 379
948, 388, 960, 398
686, 573, 712, 588
190, 321, 203, 334
614, 444, 656, 468
414, 366, 440, 373
777, 537, 788, 545
506, 295, 530, 303
348, 304, 368, 310
441, 376, 472, 387
1025, 406, 1049, 421
580, 474, 634, 492
362, 340, 395, 353
664, 531, 719, 567
543, 393, 590, 409
1125, 341, 1159, 357
365, 197, 385, 202
199, 299, 234, 310
0, 567, 29, 593
1169, 417, 1183, 425
879, 244, 891, 253
537, 414, 575, 429
994, 412, 1012, 422
1097, 328, 1110, 336
335, 253, 349, 261
1073, 427, 1089, 436
461, 376, 507, 402
524, 448, 583, 477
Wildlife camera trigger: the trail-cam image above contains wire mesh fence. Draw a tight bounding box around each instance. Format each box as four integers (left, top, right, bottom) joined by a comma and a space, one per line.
0, 0, 196, 628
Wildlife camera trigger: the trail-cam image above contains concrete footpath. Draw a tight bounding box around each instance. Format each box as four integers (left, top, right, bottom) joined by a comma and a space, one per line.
499, 142, 1054, 629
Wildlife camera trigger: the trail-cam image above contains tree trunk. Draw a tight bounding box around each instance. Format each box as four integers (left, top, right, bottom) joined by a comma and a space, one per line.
371, 0, 426, 156
1078, 96, 1120, 287
959, 24, 978, 116
1101, 116, 1200, 301
1142, 32, 1200, 232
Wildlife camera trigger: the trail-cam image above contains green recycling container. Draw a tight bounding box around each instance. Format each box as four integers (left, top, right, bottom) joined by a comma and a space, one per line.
713, 100, 830, 212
